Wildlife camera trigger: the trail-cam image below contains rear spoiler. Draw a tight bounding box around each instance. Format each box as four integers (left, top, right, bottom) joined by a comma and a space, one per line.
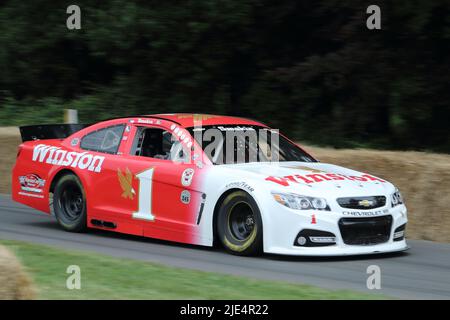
19, 124, 90, 142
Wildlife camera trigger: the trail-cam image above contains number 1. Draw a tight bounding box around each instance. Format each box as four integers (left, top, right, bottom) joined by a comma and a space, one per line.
132, 168, 155, 221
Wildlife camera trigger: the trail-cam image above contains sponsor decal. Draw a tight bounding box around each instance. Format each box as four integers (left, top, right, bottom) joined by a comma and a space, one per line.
70, 138, 80, 147
170, 125, 193, 149
195, 161, 203, 169
225, 181, 255, 193
18, 192, 44, 198
137, 118, 154, 124
19, 174, 45, 193
342, 209, 388, 217
181, 168, 195, 187
216, 126, 255, 132
180, 190, 191, 204
265, 173, 385, 186
117, 168, 136, 199
32, 144, 105, 173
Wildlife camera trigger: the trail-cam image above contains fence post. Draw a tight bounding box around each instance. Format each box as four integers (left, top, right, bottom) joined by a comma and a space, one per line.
64, 109, 78, 124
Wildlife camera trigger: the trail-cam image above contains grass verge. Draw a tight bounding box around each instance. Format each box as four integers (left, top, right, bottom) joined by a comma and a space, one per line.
0, 240, 384, 300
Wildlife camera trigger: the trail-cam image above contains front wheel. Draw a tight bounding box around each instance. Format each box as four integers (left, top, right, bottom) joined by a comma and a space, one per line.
53, 174, 87, 232
217, 191, 263, 256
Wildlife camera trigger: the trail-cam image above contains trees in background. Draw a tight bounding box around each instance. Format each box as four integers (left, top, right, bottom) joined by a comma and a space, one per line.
0, 0, 448, 152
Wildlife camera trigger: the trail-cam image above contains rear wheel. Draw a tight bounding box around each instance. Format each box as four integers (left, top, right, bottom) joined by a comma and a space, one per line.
217, 191, 263, 256
53, 174, 87, 232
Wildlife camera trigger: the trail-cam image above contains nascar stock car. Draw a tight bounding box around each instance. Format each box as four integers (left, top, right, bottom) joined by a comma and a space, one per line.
12, 113, 408, 256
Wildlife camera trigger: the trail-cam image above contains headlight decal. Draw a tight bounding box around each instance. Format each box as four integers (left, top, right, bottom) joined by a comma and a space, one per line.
272, 192, 330, 211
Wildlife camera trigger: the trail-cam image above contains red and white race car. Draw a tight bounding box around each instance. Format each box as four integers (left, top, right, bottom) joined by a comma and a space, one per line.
12, 114, 408, 256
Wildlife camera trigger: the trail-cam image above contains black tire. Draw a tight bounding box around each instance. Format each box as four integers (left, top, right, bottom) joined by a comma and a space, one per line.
217, 191, 263, 256
53, 174, 87, 232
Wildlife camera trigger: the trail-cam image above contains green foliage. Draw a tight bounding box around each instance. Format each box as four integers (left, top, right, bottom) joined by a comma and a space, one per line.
0, 0, 448, 152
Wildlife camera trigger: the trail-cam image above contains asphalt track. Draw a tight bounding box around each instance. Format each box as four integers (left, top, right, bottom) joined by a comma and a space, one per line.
1, 194, 449, 299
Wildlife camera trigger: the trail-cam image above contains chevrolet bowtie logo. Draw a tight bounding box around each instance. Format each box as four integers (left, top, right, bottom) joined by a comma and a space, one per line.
358, 199, 374, 207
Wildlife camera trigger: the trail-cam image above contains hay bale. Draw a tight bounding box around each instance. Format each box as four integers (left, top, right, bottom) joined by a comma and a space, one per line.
0, 132, 22, 194
305, 145, 450, 243
0, 245, 35, 299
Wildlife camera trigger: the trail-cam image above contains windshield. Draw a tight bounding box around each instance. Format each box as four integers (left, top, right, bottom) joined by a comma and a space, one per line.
187, 125, 317, 165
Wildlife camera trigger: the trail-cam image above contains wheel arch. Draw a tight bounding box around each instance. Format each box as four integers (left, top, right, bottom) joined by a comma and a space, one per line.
49, 168, 81, 194
212, 188, 261, 246
50, 168, 88, 233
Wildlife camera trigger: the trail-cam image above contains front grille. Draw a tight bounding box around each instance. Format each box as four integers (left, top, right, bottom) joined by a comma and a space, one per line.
337, 196, 386, 210
339, 215, 392, 245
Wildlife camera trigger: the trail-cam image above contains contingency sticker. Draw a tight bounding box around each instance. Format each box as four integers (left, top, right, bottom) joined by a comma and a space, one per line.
180, 190, 191, 204
181, 168, 195, 187
19, 174, 45, 193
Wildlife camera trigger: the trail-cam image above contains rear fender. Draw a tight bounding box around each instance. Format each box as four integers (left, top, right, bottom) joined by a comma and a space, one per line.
11, 139, 94, 214
11, 141, 54, 213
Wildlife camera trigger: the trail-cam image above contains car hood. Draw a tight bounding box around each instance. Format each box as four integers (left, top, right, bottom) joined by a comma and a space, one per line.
220, 162, 394, 196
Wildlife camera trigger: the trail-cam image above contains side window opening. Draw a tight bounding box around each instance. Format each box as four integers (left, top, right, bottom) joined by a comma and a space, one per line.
132, 127, 190, 163
80, 124, 125, 154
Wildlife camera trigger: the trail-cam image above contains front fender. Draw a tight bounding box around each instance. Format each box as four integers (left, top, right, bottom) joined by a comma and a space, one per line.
197, 174, 272, 248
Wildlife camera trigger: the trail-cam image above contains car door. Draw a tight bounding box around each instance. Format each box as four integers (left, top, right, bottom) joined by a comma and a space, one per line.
93, 120, 204, 244
78, 121, 146, 234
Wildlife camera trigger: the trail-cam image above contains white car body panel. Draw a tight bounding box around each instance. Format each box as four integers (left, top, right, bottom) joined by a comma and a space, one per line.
197, 161, 408, 256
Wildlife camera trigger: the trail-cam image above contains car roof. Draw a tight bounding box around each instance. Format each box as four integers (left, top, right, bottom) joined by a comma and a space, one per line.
148, 113, 267, 128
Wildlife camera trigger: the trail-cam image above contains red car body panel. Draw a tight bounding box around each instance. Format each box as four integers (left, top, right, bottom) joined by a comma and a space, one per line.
11, 114, 263, 246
